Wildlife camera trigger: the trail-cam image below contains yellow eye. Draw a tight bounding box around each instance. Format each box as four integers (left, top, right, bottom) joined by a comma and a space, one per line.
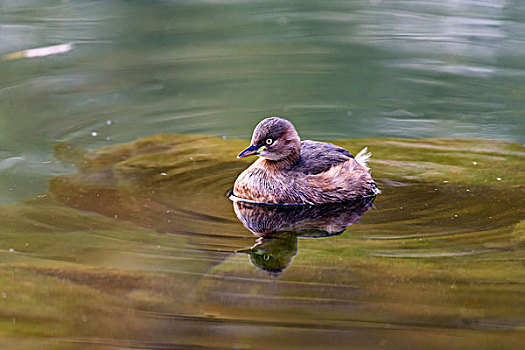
266, 138, 273, 145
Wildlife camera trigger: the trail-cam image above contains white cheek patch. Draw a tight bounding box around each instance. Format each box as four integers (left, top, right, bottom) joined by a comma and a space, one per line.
258, 149, 269, 157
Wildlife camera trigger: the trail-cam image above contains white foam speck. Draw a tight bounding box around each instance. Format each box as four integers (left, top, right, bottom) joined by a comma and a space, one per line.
2, 43, 74, 61
0, 156, 25, 171
24, 43, 74, 58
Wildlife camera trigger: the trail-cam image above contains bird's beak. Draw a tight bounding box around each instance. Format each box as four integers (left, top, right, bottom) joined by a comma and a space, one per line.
237, 145, 259, 159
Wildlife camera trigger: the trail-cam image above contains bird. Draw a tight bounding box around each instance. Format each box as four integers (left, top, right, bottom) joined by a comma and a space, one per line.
233, 117, 379, 204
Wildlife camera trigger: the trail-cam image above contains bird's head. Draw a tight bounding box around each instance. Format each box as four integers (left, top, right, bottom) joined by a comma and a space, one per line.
237, 117, 301, 162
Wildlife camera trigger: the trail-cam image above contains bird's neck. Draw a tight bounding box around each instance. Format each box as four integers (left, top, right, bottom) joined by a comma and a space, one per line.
263, 145, 300, 170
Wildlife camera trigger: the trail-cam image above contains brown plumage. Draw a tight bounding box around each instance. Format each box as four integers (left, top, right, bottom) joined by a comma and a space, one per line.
233, 117, 379, 204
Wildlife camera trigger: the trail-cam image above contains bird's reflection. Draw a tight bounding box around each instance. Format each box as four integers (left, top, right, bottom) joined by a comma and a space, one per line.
233, 196, 375, 275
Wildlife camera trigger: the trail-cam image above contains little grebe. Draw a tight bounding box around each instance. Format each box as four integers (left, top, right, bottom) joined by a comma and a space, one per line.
233, 117, 379, 204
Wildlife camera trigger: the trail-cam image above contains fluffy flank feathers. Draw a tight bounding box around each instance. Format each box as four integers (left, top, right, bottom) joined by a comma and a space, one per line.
355, 147, 371, 170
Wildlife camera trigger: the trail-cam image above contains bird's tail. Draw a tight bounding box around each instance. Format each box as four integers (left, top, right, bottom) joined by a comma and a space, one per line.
355, 147, 371, 171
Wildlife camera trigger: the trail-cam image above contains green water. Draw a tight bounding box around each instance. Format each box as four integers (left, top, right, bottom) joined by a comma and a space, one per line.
1, 1, 524, 349
2, 0, 525, 204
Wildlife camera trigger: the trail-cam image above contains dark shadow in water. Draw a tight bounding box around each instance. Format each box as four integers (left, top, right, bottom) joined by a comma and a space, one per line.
233, 197, 375, 275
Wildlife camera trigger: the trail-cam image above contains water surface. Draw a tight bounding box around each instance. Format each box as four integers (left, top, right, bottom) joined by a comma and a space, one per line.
1, 0, 525, 203
0, 1, 524, 349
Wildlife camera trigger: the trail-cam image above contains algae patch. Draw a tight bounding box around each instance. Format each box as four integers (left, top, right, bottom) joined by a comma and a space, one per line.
0, 133, 524, 348
54, 134, 525, 189
513, 220, 525, 247
336, 137, 525, 186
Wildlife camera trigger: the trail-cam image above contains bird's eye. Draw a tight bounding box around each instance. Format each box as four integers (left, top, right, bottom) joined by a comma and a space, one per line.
265, 138, 273, 145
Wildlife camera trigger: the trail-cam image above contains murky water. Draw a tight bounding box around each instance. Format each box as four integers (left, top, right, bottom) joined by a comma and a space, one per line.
2, 0, 525, 204
1, 1, 524, 349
